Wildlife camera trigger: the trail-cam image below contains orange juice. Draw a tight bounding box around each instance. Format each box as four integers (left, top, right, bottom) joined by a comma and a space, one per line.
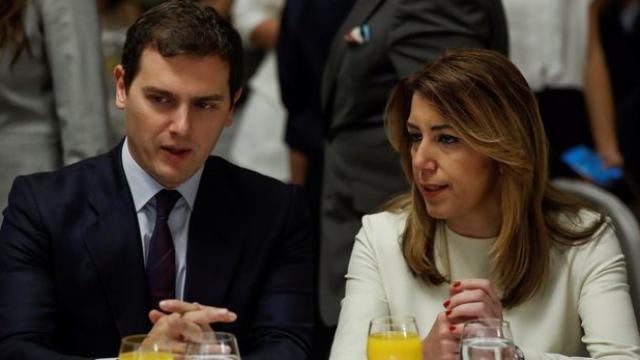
118, 352, 174, 360
367, 331, 422, 360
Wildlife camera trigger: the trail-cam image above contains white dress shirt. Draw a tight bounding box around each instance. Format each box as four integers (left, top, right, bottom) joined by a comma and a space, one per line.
121, 137, 203, 300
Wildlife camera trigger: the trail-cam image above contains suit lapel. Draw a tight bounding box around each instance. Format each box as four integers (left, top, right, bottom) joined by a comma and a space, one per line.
183, 158, 247, 306
322, 0, 386, 115
85, 144, 151, 337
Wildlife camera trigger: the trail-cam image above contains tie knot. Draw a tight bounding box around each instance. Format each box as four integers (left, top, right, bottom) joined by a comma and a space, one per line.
155, 189, 181, 219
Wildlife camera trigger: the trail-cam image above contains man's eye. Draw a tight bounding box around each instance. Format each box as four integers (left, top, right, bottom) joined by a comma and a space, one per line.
150, 95, 170, 104
196, 102, 217, 110
437, 134, 459, 144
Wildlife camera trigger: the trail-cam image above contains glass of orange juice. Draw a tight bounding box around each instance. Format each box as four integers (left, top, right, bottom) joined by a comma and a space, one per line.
118, 334, 174, 360
367, 315, 422, 360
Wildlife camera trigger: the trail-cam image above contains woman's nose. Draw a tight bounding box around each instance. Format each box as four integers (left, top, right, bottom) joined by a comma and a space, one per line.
413, 142, 437, 176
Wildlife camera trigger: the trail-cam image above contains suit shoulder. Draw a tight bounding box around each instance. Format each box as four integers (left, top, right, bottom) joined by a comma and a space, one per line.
362, 210, 407, 229
13, 152, 108, 192
359, 210, 408, 247
205, 156, 299, 195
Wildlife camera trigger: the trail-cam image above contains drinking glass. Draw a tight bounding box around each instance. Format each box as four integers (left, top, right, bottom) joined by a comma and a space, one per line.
366, 315, 422, 360
460, 319, 517, 360
185, 332, 241, 360
118, 334, 174, 360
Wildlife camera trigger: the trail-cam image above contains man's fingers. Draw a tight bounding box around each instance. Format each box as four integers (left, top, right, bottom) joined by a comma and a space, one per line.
149, 309, 167, 324
164, 313, 204, 342
182, 307, 237, 324
158, 300, 237, 325
159, 299, 200, 314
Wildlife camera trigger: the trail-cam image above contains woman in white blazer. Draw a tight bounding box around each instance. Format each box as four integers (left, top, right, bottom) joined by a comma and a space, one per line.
330, 49, 640, 359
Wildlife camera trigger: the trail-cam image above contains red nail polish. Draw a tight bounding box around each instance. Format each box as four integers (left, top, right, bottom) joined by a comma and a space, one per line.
453, 281, 461, 288
449, 325, 456, 332
443, 299, 450, 308
446, 309, 452, 316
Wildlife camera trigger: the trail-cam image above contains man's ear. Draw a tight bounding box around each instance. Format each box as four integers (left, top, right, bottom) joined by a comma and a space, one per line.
114, 65, 127, 109
225, 88, 244, 126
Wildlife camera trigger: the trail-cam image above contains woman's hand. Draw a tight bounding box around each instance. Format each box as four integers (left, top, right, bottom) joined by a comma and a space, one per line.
422, 279, 503, 359
421, 311, 461, 360
445, 279, 503, 324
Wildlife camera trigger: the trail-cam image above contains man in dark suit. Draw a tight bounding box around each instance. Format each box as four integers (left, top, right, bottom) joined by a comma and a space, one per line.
319, 0, 509, 328
0, 1, 313, 359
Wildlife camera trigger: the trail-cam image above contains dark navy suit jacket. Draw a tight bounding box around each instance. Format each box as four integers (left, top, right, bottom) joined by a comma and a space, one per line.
278, 0, 356, 159
0, 144, 314, 359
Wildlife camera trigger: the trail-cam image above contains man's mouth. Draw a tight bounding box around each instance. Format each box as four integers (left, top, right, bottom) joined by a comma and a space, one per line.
161, 145, 192, 158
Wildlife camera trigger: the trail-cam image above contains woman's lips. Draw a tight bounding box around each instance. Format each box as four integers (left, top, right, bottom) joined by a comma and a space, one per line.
421, 184, 449, 198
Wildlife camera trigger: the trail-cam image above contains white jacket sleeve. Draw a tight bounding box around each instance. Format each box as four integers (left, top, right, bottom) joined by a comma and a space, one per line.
330, 215, 391, 360
523, 224, 640, 360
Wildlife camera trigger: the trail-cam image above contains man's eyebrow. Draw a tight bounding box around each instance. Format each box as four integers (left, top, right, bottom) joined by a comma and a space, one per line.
141, 86, 172, 96
141, 86, 224, 102
192, 94, 225, 103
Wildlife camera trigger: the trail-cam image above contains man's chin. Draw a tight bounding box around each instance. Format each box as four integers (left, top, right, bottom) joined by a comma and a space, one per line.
153, 168, 191, 189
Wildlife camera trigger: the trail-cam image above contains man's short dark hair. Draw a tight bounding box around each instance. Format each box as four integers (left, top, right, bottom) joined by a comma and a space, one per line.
121, 0, 244, 97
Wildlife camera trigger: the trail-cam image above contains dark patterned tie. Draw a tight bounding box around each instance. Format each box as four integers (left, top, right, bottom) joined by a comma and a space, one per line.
147, 189, 181, 308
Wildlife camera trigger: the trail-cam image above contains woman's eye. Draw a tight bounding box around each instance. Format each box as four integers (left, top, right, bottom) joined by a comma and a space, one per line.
408, 132, 422, 143
437, 134, 459, 144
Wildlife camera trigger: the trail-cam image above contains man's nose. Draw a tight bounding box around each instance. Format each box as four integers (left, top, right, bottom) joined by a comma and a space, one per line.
169, 106, 190, 135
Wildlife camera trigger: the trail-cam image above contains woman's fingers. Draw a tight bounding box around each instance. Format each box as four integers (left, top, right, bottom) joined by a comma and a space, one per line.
448, 279, 501, 306
446, 301, 502, 321
421, 311, 461, 359
444, 279, 503, 322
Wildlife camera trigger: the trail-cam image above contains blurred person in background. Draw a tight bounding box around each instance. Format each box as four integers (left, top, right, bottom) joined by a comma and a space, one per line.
318, 0, 509, 332
277, 0, 356, 357
98, 0, 141, 145
0, 0, 110, 219
599, 0, 640, 210
228, 0, 289, 181
502, 0, 624, 179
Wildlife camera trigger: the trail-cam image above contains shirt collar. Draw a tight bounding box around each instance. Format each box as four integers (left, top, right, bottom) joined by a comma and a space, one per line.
121, 137, 203, 211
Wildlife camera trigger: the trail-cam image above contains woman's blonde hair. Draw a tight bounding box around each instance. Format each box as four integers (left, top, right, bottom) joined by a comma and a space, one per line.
384, 49, 605, 307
